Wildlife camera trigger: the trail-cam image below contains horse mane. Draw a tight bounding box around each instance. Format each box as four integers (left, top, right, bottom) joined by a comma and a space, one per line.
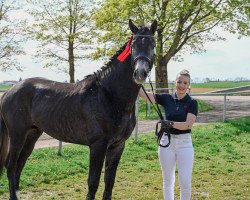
80, 43, 127, 88
81, 26, 151, 88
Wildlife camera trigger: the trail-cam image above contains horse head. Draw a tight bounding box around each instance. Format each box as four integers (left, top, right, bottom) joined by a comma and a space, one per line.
129, 19, 157, 84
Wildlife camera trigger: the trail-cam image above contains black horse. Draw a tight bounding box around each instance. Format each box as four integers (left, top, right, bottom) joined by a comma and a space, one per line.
0, 19, 157, 200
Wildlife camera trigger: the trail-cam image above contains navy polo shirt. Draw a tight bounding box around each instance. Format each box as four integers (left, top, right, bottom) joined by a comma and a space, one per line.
155, 93, 198, 134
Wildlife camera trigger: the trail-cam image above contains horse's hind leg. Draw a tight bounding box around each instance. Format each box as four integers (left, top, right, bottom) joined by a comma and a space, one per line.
15, 128, 42, 190
103, 141, 125, 200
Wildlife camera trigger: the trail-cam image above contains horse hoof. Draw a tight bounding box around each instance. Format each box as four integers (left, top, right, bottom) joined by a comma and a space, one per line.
86, 193, 95, 200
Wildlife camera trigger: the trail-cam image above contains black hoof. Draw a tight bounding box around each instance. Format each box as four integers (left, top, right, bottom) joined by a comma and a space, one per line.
86, 193, 95, 200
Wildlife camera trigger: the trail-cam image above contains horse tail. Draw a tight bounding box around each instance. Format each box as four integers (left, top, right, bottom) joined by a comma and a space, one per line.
0, 112, 9, 176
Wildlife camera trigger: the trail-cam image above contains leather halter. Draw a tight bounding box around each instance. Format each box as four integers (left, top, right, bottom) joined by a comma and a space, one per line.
130, 35, 156, 69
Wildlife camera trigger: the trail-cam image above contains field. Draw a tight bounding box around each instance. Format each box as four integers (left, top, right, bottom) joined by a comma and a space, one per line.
144, 81, 250, 87
0, 84, 12, 91
1, 81, 250, 92
0, 117, 249, 200
191, 81, 250, 88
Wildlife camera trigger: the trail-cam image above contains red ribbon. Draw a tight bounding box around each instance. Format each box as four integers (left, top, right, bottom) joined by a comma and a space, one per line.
117, 35, 133, 62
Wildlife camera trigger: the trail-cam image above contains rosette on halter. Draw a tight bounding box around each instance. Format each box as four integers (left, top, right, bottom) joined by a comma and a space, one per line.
117, 35, 133, 62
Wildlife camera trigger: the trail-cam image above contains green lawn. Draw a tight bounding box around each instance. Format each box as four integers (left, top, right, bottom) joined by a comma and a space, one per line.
0, 84, 12, 91
1, 81, 250, 91
143, 81, 250, 89
0, 117, 249, 200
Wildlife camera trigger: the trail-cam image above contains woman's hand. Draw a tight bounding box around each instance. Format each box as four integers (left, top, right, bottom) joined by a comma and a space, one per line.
172, 113, 196, 130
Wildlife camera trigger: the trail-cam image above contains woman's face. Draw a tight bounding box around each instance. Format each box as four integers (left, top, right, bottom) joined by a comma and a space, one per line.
175, 75, 190, 95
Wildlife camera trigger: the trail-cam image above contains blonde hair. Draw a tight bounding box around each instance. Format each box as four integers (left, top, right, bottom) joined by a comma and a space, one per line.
176, 69, 191, 84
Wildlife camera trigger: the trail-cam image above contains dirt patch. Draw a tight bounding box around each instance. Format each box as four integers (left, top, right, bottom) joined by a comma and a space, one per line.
195, 96, 250, 123
190, 88, 221, 93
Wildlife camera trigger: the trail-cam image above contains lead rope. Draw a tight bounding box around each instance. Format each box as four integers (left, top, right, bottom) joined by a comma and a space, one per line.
141, 76, 171, 147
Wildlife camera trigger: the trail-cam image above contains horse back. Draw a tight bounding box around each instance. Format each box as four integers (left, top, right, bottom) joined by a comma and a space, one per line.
1, 78, 92, 143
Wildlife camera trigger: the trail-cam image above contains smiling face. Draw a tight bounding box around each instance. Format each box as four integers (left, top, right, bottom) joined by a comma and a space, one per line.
175, 74, 190, 95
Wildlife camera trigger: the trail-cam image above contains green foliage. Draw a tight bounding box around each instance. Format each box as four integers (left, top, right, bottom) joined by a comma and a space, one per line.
0, 117, 249, 199
224, 0, 250, 37
93, 0, 249, 87
0, 0, 25, 72
93, 0, 247, 59
25, 0, 99, 82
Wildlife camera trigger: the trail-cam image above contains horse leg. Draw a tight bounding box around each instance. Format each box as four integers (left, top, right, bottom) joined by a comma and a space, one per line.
15, 128, 42, 190
6, 133, 26, 200
86, 140, 108, 200
103, 141, 125, 200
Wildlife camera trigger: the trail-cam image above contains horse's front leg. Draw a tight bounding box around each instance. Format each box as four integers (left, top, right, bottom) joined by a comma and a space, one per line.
103, 141, 125, 200
86, 139, 108, 200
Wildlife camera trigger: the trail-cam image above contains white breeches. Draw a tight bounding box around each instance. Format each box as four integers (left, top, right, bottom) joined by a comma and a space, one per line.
158, 133, 194, 200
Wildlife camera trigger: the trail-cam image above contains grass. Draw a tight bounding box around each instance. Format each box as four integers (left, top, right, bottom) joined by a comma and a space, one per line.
0, 84, 11, 91
143, 81, 250, 89
0, 116, 249, 200
138, 98, 213, 120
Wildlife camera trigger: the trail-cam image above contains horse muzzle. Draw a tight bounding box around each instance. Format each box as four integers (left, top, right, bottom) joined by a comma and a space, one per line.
133, 59, 150, 84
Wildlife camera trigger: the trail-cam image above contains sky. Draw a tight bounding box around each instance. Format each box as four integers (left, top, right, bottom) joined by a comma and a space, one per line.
0, 9, 250, 83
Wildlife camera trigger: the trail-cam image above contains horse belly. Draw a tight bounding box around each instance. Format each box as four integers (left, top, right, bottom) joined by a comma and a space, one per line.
31, 106, 89, 145
40, 122, 89, 145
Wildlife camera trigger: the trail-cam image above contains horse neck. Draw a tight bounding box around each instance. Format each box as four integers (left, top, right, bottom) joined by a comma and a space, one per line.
100, 58, 140, 109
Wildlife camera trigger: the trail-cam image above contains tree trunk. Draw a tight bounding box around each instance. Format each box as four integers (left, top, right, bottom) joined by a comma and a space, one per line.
68, 42, 75, 83
155, 21, 170, 92
155, 55, 170, 92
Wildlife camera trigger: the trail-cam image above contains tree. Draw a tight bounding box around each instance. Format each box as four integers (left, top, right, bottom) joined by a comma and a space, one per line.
0, 0, 25, 71
26, 0, 99, 83
225, 0, 250, 37
93, 0, 249, 88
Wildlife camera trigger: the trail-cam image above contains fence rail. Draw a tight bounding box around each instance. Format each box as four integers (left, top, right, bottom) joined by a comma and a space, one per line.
1, 88, 249, 148
133, 90, 250, 143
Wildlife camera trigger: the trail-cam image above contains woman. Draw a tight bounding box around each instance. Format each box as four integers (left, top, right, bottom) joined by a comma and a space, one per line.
139, 69, 198, 200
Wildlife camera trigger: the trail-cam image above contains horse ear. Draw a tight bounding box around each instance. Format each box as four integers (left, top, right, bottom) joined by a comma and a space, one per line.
129, 19, 139, 34
150, 20, 158, 35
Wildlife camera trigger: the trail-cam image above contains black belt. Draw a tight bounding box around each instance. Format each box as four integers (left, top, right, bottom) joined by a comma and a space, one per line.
169, 129, 190, 135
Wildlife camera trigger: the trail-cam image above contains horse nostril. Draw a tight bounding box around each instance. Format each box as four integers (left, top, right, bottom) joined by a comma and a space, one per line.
133, 70, 138, 77
143, 70, 147, 77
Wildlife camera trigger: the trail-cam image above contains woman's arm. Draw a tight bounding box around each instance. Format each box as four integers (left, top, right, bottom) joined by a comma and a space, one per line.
172, 113, 197, 130
138, 88, 156, 103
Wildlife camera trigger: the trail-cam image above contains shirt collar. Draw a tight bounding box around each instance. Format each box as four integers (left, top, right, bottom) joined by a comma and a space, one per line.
173, 93, 190, 101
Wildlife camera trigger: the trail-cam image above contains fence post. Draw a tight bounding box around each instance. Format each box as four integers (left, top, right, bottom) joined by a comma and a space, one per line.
58, 141, 62, 156
147, 100, 151, 117
223, 95, 227, 122
134, 97, 139, 143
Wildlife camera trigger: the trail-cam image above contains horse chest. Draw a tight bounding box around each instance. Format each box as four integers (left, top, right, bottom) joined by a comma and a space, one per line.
111, 112, 135, 139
